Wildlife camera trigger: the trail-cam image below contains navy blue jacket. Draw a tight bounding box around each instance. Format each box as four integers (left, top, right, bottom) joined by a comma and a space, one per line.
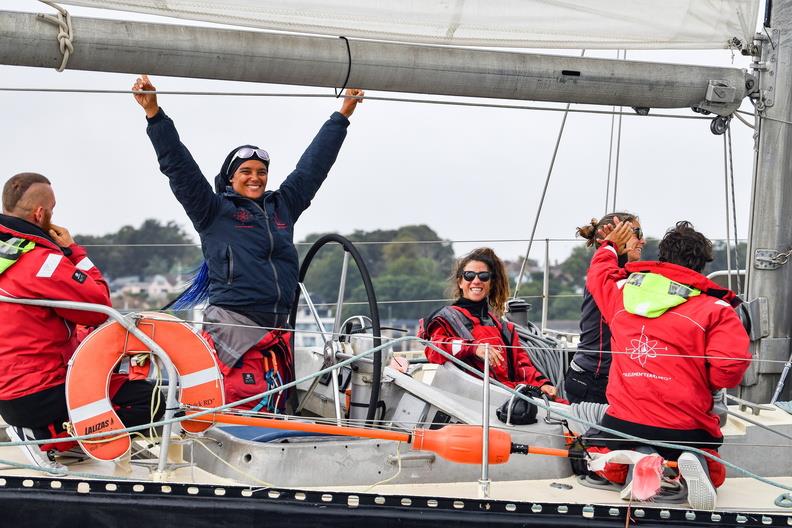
571, 254, 627, 376
570, 286, 612, 376
146, 108, 350, 314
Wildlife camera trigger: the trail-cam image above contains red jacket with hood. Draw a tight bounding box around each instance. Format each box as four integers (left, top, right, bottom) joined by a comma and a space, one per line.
586, 243, 750, 439
0, 215, 110, 400
421, 304, 550, 389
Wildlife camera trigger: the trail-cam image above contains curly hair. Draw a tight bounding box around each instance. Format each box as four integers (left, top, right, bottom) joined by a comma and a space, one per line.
576, 211, 638, 247
449, 247, 510, 317
658, 221, 713, 273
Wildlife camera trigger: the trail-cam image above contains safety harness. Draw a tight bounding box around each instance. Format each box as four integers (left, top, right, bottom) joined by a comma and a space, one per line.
419, 305, 515, 380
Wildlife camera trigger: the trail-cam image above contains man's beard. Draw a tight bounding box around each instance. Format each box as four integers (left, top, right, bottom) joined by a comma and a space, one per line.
40, 208, 53, 233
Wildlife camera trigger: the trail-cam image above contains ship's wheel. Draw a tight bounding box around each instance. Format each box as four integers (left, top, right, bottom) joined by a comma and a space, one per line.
288, 234, 383, 424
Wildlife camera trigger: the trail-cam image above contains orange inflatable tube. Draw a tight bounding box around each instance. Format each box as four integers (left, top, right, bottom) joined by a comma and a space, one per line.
65, 313, 224, 461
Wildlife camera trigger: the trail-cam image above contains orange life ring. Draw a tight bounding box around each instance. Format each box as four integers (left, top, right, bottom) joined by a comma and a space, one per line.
65, 312, 224, 461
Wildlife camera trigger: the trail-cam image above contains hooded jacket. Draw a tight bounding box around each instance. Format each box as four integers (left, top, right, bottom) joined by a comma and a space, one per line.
0, 214, 110, 400
145, 109, 350, 314
585, 243, 750, 439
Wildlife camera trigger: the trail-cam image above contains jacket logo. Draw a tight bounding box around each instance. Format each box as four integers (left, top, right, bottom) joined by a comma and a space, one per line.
233, 209, 253, 224
626, 325, 668, 366
242, 373, 256, 385
273, 212, 287, 229
72, 270, 87, 283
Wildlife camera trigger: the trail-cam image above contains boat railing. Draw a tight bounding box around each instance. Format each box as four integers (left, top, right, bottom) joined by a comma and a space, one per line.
0, 294, 181, 476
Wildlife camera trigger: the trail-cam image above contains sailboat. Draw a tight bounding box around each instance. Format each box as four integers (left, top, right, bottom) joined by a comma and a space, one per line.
1, 1, 792, 526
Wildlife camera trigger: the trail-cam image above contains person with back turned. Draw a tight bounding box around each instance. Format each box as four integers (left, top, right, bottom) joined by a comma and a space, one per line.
0, 172, 163, 471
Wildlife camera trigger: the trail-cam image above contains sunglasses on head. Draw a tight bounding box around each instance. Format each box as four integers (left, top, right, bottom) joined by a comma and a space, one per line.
461, 271, 492, 282
633, 227, 644, 240
226, 147, 270, 175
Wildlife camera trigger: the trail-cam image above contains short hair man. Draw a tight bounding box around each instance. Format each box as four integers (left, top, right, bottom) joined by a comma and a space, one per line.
584, 220, 751, 510
0, 173, 161, 470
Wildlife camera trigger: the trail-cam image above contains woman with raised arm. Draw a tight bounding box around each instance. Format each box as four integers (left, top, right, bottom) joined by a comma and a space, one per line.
420, 247, 558, 395
564, 213, 645, 404
132, 75, 364, 411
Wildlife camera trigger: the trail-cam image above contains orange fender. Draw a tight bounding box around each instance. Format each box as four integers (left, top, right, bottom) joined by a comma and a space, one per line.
65, 313, 224, 461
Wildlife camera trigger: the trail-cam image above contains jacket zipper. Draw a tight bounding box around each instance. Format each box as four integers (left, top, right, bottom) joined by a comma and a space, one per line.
227, 246, 234, 284
244, 198, 283, 310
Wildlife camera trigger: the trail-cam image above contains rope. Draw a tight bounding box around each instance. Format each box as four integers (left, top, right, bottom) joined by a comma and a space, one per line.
334, 36, 352, 98
36, 1, 74, 72
0, 88, 714, 120
511, 319, 566, 391
513, 49, 586, 299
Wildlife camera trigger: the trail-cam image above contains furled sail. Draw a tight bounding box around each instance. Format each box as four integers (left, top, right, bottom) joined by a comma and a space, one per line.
61, 0, 759, 50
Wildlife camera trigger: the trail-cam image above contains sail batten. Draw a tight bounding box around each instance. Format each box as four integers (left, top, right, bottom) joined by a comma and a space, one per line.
60, 0, 760, 50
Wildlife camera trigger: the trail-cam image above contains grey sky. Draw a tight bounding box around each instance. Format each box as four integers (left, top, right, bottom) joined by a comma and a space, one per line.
1, 0, 756, 265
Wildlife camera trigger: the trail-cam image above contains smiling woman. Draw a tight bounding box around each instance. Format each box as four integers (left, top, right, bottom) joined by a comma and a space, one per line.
419, 247, 559, 397
132, 74, 366, 412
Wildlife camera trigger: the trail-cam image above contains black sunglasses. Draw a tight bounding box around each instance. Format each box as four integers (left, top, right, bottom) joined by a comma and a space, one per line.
633, 227, 644, 240
461, 271, 492, 282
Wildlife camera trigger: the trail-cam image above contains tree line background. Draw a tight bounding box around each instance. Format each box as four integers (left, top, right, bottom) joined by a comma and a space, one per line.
76, 219, 747, 322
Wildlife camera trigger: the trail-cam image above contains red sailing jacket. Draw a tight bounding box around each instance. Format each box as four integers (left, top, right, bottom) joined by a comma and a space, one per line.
0, 215, 110, 400
421, 305, 550, 389
586, 243, 751, 439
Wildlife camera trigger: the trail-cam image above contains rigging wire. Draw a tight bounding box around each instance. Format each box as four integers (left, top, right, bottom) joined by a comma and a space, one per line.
136, 314, 785, 364
610, 49, 626, 211
743, 100, 763, 297
727, 126, 742, 292
723, 133, 734, 291
513, 49, 586, 299
79, 236, 745, 248
0, 87, 713, 120
603, 50, 619, 215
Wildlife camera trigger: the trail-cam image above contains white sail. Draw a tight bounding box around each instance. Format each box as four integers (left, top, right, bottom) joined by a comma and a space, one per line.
61, 0, 759, 50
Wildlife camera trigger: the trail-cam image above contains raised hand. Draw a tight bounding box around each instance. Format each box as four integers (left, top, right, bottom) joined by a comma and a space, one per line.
339, 88, 365, 118
132, 74, 159, 118
604, 217, 634, 255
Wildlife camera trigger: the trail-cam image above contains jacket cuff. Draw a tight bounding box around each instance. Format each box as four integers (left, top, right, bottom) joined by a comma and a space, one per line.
330, 111, 351, 127
146, 107, 166, 124
65, 243, 86, 261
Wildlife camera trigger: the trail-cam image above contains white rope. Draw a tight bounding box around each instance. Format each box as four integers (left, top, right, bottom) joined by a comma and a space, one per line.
36, 1, 74, 72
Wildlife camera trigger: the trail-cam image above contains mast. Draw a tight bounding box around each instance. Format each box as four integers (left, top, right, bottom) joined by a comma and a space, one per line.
0, 10, 747, 115
742, 0, 792, 403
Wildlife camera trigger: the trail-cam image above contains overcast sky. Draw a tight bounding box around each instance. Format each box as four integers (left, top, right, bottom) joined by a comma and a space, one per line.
1, 1, 757, 265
